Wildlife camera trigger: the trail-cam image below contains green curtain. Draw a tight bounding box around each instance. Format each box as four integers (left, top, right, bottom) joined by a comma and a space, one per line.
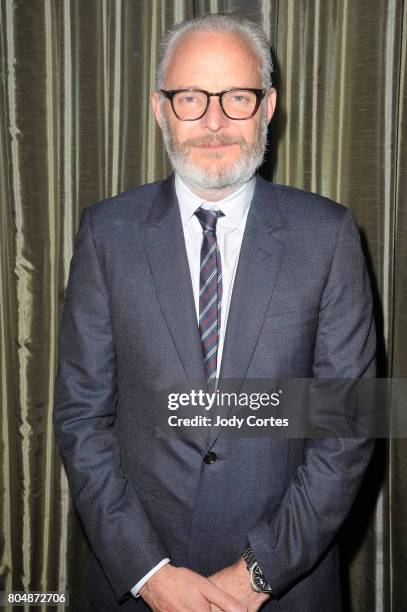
0, 1, 405, 610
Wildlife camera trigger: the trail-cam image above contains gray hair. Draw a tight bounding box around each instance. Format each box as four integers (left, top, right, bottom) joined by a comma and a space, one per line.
155, 13, 273, 91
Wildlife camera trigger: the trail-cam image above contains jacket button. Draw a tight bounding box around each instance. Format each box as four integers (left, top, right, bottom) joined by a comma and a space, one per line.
204, 452, 217, 464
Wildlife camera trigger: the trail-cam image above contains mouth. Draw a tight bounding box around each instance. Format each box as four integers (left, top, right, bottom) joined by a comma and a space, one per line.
194, 143, 237, 149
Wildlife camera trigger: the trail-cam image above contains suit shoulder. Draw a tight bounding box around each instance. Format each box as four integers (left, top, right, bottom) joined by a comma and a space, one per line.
82, 178, 167, 225
258, 177, 349, 223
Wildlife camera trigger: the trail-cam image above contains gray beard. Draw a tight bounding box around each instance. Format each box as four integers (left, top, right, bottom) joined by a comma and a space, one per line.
160, 109, 269, 192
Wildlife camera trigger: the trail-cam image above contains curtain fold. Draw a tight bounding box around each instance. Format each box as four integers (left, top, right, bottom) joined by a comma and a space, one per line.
0, 1, 405, 610
391, 2, 407, 610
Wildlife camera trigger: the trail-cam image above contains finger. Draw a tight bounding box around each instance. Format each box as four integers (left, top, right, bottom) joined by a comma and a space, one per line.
204, 581, 247, 612
191, 596, 212, 612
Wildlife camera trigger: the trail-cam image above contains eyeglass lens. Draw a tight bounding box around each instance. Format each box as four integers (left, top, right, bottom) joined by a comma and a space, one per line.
172, 90, 259, 120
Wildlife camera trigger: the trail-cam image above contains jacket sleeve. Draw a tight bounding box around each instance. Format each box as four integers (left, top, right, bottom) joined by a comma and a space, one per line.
247, 208, 376, 596
53, 207, 169, 601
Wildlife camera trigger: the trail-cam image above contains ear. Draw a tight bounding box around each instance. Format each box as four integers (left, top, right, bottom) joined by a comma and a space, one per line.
151, 91, 163, 129
266, 87, 277, 123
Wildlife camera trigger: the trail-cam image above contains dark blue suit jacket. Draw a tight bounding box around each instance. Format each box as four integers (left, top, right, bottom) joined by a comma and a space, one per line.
53, 175, 376, 611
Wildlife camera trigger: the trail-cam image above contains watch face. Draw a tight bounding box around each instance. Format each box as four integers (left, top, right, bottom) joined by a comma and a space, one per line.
253, 565, 273, 593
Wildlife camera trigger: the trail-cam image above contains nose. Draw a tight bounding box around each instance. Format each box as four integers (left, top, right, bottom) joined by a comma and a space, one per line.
200, 95, 229, 131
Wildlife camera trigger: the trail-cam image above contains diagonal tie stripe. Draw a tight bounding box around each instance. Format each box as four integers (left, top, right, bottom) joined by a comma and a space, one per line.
199, 267, 218, 296
200, 242, 217, 269
199, 294, 217, 321
195, 207, 224, 386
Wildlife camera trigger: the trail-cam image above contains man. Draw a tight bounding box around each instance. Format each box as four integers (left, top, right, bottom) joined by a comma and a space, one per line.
53, 14, 376, 612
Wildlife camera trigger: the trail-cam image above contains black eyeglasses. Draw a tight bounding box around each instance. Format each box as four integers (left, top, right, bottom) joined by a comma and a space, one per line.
160, 88, 266, 121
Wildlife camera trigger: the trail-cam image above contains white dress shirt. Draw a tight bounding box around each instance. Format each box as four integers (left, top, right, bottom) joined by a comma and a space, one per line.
131, 173, 255, 597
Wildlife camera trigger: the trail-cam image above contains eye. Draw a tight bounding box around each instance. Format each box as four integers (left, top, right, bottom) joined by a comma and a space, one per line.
231, 94, 249, 104
177, 94, 202, 106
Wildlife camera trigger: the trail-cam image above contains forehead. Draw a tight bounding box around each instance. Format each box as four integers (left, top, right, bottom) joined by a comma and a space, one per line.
164, 30, 262, 89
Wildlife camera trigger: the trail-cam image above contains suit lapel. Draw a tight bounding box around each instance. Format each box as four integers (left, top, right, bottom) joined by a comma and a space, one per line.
206, 177, 285, 449
220, 176, 285, 379
143, 175, 207, 381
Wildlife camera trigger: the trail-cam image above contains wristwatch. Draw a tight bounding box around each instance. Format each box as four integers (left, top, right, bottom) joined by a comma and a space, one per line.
242, 545, 273, 594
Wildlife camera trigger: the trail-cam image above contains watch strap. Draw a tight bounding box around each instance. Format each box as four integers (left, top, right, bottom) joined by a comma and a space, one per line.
242, 545, 273, 594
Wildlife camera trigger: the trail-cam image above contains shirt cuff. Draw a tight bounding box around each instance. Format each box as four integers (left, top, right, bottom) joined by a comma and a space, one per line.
130, 558, 171, 599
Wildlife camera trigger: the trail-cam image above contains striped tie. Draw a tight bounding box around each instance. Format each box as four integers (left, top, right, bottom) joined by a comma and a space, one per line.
195, 207, 224, 386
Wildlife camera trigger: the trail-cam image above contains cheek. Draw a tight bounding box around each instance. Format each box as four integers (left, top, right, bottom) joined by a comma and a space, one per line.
165, 114, 190, 143
241, 122, 260, 144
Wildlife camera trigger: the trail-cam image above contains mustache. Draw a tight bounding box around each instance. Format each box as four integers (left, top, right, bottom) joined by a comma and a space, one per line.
178, 134, 248, 152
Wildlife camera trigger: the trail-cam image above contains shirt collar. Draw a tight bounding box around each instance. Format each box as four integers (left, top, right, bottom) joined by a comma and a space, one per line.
175, 173, 255, 231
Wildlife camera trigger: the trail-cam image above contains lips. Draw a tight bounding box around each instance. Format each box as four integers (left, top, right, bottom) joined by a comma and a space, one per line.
179, 139, 243, 155
195, 143, 237, 148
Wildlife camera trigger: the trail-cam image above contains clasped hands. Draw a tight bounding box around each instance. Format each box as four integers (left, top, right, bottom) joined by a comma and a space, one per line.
139, 558, 269, 612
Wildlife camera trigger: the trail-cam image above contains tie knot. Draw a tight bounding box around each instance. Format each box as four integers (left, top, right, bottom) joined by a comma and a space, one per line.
195, 207, 224, 232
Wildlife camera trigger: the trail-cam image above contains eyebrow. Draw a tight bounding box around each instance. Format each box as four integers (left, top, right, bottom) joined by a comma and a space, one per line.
164, 84, 262, 90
